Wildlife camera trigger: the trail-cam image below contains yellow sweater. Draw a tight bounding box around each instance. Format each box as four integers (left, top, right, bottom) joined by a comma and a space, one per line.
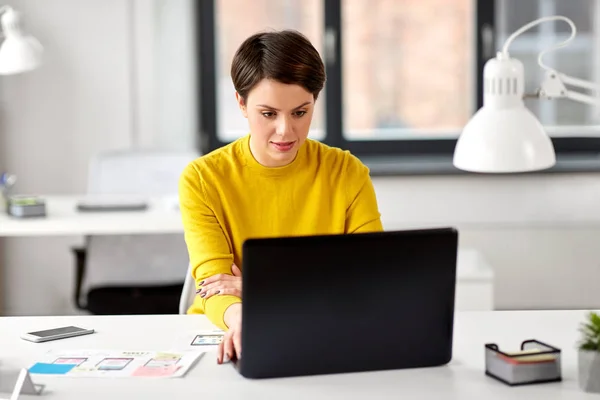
178, 134, 383, 330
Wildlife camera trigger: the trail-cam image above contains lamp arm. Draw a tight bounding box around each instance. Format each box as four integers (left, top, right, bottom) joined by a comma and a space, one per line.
560, 73, 600, 92
563, 91, 600, 107
538, 70, 600, 107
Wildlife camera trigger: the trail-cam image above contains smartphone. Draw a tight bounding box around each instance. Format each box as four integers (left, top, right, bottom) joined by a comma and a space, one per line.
20, 326, 95, 343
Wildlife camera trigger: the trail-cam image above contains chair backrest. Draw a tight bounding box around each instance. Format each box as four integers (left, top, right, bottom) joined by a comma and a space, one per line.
82, 150, 198, 294
86, 150, 198, 196
179, 263, 195, 314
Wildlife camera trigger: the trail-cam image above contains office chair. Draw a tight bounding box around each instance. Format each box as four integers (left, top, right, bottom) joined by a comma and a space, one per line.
72, 150, 197, 315
179, 263, 195, 314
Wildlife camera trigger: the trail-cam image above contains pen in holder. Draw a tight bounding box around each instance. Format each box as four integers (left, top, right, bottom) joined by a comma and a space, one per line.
485, 339, 562, 386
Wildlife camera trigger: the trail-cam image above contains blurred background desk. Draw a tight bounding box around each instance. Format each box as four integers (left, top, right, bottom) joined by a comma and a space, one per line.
0, 195, 188, 316
0, 196, 495, 313
0, 196, 183, 236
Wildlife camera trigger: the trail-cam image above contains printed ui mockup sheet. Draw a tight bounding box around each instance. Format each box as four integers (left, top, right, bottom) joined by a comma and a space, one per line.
28, 349, 204, 378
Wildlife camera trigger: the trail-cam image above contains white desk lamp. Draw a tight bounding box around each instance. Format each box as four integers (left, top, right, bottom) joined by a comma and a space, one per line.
0, 5, 42, 75
453, 16, 598, 173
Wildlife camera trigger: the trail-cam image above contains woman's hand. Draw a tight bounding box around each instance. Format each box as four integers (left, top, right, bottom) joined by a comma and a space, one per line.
218, 303, 242, 364
197, 263, 242, 300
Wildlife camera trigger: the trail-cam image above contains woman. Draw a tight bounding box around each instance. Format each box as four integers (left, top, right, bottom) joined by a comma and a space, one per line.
179, 30, 383, 364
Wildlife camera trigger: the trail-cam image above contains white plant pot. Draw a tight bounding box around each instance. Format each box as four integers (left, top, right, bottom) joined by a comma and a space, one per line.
578, 350, 600, 393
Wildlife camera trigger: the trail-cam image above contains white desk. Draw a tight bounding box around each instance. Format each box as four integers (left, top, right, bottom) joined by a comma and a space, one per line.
0, 311, 596, 399
0, 196, 183, 236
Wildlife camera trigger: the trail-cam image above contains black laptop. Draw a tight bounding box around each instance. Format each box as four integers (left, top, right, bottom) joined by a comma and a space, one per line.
236, 227, 458, 379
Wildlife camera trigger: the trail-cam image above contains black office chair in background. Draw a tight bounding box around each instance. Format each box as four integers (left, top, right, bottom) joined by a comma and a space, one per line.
72, 236, 187, 315
71, 150, 195, 315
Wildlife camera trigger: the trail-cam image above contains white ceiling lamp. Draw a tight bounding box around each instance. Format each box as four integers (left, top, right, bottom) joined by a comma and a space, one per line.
0, 5, 43, 75
453, 16, 599, 173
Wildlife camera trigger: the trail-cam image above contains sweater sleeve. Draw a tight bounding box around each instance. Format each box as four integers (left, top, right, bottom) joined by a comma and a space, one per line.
178, 162, 241, 330
344, 154, 384, 234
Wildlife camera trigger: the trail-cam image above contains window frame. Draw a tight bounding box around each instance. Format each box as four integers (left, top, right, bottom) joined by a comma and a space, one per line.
195, 0, 600, 167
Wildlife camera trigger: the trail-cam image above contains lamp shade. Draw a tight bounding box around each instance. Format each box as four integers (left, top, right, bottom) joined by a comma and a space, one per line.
0, 8, 42, 75
453, 52, 556, 173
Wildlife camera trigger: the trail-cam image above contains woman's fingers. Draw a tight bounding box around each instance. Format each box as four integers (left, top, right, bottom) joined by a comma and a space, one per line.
200, 287, 242, 300
200, 273, 237, 286
198, 279, 242, 299
199, 274, 224, 286
199, 287, 221, 300
233, 329, 242, 359
217, 332, 240, 363
217, 336, 226, 364
223, 332, 235, 362
197, 281, 220, 295
216, 304, 242, 365
197, 275, 239, 294
217, 288, 241, 297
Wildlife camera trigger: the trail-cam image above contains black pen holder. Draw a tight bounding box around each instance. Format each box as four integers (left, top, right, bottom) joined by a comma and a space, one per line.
485, 339, 562, 386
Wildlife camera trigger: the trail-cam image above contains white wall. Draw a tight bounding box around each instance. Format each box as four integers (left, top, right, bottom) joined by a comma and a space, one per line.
374, 174, 600, 310
0, 0, 134, 315
0, 0, 197, 315
1, 0, 600, 316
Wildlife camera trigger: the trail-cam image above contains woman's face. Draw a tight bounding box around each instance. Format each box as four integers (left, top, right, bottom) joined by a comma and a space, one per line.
236, 78, 315, 167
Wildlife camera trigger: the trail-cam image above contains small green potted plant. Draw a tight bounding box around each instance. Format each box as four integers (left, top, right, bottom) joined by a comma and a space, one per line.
578, 311, 600, 393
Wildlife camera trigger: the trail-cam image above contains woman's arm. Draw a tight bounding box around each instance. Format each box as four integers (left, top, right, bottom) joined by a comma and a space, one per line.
344, 154, 384, 234
179, 162, 241, 330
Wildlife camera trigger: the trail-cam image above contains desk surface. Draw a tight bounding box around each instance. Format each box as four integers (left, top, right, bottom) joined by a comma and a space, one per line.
0, 196, 183, 236
0, 310, 596, 399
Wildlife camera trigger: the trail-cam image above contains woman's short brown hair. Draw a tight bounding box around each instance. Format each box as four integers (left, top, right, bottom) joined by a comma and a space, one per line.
231, 30, 326, 102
